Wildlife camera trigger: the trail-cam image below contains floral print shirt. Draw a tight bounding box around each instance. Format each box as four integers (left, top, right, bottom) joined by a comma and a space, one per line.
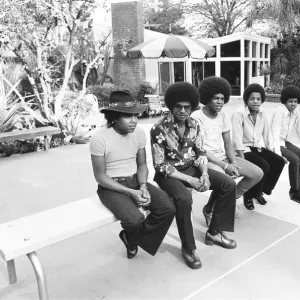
150, 113, 208, 176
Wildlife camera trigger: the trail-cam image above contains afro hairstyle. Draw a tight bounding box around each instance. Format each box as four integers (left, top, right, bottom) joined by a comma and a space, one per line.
280, 85, 300, 104
243, 83, 265, 104
164, 82, 200, 111
198, 76, 231, 105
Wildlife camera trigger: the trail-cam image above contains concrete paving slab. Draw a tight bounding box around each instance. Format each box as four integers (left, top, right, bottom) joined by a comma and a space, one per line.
1, 101, 300, 300
0, 195, 297, 300
187, 227, 300, 300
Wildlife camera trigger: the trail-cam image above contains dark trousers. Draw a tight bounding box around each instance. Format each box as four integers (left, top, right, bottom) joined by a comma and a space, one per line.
244, 147, 285, 197
281, 141, 300, 191
154, 166, 236, 251
97, 176, 176, 256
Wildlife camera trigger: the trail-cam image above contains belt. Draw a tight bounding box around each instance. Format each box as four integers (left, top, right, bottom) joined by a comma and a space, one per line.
111, 174, 136, 183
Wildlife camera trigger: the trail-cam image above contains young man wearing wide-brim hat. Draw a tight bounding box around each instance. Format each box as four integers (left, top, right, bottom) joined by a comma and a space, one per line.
90, 90, 175, 259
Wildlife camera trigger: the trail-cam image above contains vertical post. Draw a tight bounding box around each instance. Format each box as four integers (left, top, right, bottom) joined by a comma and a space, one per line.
44, 135, 49, 151
185, 58, 192, 84
27, 252, 49, 300
240, 37, 245, 97
215, 44, 221, 77
7, 260, 17, 284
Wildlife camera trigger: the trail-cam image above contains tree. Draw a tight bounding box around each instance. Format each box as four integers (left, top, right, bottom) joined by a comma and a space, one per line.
0, 0, 111, 119
249, 0, 300, 34
183, 0, 251, 38
144, 0, 188, 35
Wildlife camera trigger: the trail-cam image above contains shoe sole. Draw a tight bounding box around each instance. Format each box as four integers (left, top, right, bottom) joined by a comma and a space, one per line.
244, 205, 255, 210
255, 200, 267, 205
290, 197, 300, 204
182, 256, 202, 269
205, 237, 237, 249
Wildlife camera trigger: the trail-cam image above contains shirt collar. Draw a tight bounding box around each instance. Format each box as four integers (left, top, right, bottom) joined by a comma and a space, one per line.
245, 105, 263, 116
163, 113, 196, 129
281, 104, 297, 116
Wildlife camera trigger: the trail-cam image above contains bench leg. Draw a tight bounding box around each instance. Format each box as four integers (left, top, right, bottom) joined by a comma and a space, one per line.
7, 260, 17, 284
44, 135, 49, 151
27, 252, 49, 300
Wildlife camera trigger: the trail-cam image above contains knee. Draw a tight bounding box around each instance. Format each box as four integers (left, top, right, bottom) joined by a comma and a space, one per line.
174, 196, 193, 208
161, 196, 176, 216
223, 176, 236, 189
260, 161, 270, 175
278, 156, 286, 168
168, 202, 177, 216
252, 166, 264, 182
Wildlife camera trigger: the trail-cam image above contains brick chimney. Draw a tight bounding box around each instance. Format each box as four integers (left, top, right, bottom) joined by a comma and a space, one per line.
111, 1, 146, 86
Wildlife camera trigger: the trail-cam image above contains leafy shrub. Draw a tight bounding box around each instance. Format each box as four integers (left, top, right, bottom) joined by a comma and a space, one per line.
60, 90, 97, 144
87, 81, 158, 107
0, 140, 41, 157
264, 83, 282, 94
119, 80, 157, 104
86, 83, 119, 108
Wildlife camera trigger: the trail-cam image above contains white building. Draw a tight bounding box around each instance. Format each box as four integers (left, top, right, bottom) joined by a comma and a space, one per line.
143, 31, 271, 99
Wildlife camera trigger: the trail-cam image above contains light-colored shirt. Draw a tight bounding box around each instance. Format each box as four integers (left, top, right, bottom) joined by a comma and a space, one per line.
150, 113, 207, 176
191, 109, 230, 161
270, 104, 300, 154
231, 106, 273, 152
89, 125, 146, 177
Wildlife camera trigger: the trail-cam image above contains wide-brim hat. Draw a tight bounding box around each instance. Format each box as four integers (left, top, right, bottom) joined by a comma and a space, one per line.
100, 90, 148, 114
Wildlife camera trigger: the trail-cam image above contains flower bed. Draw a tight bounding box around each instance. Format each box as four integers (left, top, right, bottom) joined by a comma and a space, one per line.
265, 93, 281, 102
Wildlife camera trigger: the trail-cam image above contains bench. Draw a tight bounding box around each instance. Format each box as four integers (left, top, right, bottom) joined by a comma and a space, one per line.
0, 195, 118, 300
0, 126, 62, 151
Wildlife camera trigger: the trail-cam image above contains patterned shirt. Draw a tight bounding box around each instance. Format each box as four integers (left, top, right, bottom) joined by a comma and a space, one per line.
150, 113, 208, 176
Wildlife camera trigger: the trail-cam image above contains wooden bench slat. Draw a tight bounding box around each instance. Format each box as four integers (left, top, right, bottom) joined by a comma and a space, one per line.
0, 196, 117, 261
0, 126, 61, 143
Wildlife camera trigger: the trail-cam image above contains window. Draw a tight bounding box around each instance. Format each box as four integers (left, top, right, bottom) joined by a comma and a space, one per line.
221, 40, 240, 57
252, 61, 258, 76
265, 44, 269, 58
158, 61, 186, 95
260, 43, 263, 58
244, 40, 250, 57
252, 41, 257, 58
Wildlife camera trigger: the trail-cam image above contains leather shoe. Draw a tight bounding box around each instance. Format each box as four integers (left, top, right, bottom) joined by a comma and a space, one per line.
181, 247, 202, 269
290, 189, 300, 204
202, 205, 212, 227
119, 230, 138, 259
254, 193, 267, 205
205, 230, 237, 249
243, 195, 254, 210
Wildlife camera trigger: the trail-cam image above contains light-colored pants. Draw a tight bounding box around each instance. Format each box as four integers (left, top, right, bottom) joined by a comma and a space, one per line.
208, 156, 263, 199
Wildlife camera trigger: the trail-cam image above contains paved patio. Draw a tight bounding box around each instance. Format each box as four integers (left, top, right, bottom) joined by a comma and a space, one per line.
1, 101, 300, 300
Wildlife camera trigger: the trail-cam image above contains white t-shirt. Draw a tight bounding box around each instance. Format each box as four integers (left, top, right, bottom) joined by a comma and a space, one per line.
89, 125, 146, 177
191, 109, 230, 161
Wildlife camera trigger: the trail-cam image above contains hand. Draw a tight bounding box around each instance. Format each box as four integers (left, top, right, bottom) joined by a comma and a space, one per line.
130, 189, 151, 207
198, 175, 210, 192
139, 184, 151, 206
225, 164, 240, 177
188, 176, 205, 191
